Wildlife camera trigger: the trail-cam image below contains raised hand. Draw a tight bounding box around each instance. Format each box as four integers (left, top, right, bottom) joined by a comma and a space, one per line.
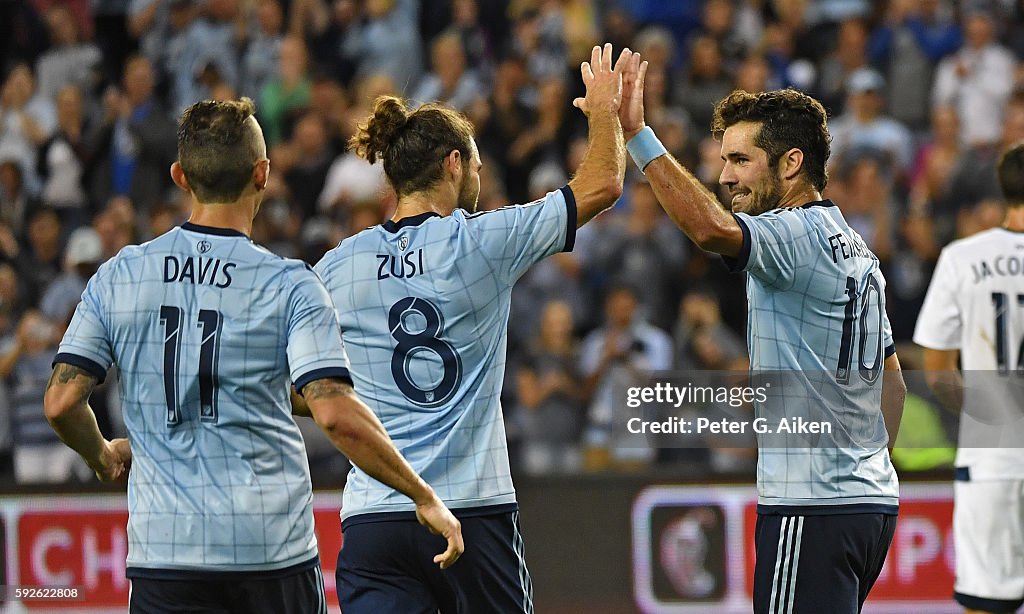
572, 43, 623, 116
619, 51, 649, 141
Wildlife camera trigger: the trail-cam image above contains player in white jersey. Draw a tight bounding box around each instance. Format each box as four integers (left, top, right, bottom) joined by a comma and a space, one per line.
621, 84, 906, 613
914, 142, 1024, 614
43, 98, 461, 614
315, 44, 632, 613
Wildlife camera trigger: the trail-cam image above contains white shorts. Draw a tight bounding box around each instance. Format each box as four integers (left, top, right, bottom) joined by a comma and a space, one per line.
954, 479, 1024, 612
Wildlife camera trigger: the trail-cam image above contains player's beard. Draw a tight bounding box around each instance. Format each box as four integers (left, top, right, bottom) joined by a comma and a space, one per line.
456, 168, 479, 213
733, 168, 784, 216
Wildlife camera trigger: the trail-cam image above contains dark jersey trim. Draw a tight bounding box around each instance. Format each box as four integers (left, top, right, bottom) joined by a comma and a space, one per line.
52, 352, 107, 384
757, 503, 898, 516
884, 343, 896, 358
181, 222, 249, 238
382, 212, 441, 233
294, 367, 352, 394
798, 199, 837, 209
559, 185, 577, 252
722, 214, 752, 273
127, 555, 319, 581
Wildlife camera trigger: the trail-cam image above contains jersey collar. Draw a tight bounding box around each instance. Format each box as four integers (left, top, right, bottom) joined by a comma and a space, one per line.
382, 212, 441, 233
181, 222, 249, 238
799, 199, 837, 209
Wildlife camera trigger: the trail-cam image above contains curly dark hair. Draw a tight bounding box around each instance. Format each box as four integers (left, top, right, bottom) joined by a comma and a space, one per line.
999, 141, 1024, 205
177, 97, 264, 203
711, 89, 831, 191
350, 95, 475, 197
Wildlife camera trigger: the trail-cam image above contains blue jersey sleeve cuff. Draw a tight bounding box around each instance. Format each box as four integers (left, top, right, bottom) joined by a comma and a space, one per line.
52, 352, 108, 383
559, 185, 577, 252
294, 367, 352, 395
721, 214, 752, 273
884, 343, 896, 358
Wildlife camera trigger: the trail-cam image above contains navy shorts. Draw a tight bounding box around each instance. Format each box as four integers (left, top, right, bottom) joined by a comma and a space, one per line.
128, 558, 327, 614
337, 506, 533, 614
753, 511, 897, 614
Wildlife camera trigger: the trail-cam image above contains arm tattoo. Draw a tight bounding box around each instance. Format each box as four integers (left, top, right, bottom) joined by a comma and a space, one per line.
302, 378, 355, 402
46, 363, 99, 404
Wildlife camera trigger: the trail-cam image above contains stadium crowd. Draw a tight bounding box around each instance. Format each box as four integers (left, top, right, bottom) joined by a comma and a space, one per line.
0, 0, 1014, 483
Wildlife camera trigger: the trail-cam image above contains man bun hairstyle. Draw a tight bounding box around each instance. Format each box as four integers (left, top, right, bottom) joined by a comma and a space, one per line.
177, 97, 263, 203
350, 95, 475, 197
711, 89, 831, 192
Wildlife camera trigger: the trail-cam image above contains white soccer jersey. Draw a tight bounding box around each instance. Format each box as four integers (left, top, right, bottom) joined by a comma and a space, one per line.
914, 227, 1024, 479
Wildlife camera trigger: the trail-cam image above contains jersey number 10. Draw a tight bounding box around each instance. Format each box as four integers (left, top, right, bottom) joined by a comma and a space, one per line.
836, 276, 884, 385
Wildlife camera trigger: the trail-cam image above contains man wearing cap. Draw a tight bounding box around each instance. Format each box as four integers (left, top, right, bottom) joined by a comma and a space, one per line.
828, 67, 915, 177
41, 226, 104, 325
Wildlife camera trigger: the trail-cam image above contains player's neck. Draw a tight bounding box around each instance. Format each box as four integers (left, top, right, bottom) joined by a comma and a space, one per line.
187, 199, 256, 237
1004, 205, 1024, 232
776, 185, 823, 209
393, 188, 456, 221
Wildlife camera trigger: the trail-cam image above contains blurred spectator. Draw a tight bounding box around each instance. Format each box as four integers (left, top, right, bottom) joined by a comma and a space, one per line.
172, 0, 244, 112
37, 85, 91, 226
884, 211, 940, 341
281, 112, 336, 219
932, 3, 1016, 148
450, 0, 494, 74
0, 309, 90, 483
514, 300, 585, 475
259, 36, 312, 145
580, 285, 673, 470
87, 56, 176, 213
40, 226, 103, 325
411, 31, 483, 111
478, 55, 535, 203
585, 182, 687, 331
814, 18, 871, 114
942, 94, 1024, 222
35, 5, 102, 104
909, 105, 962, 215
0, 63, 57, 195
0, 161, 39, 236
869, 0, 961, 131
509, 6, 568, 83
240, 0, 285, 101
0, 263, 30, 338
674, 288, 746, 371
94, 197, 137, 259
828, 68, 915, 178
832, 150, 898, 261
733, 53, 776, 94
504, 77, 578, 200
307, 0, 360, 86
343, 0, 424, 92
15, 207, 62, 305
699, 0, 751, 69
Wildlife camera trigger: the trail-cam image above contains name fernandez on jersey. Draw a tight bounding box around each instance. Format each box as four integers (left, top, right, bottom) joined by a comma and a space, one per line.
827, 230, 874, 263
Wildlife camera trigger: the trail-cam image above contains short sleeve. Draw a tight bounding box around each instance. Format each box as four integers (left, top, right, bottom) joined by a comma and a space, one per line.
286, 268, 351, 392
913, 249, 962, 350
465, 185, 577, 282
723, 211, 814, 290
54, 277, 114, 382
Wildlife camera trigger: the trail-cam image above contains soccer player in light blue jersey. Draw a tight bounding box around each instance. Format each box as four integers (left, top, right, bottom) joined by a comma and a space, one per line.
315, 44, 632, 613
43, 97, 462, 614
623, 85, 907, 613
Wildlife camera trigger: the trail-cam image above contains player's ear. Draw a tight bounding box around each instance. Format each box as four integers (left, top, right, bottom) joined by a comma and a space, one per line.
253, 158, 270, 192
780, 148, 804, 182
170, 161, 190, 192
445, 149, 462, 179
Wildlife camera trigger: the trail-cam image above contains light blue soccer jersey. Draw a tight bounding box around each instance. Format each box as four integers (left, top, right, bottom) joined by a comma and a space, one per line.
315, 187, 576, 521
726, 200, 899, 512
56, 222, 350, 574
